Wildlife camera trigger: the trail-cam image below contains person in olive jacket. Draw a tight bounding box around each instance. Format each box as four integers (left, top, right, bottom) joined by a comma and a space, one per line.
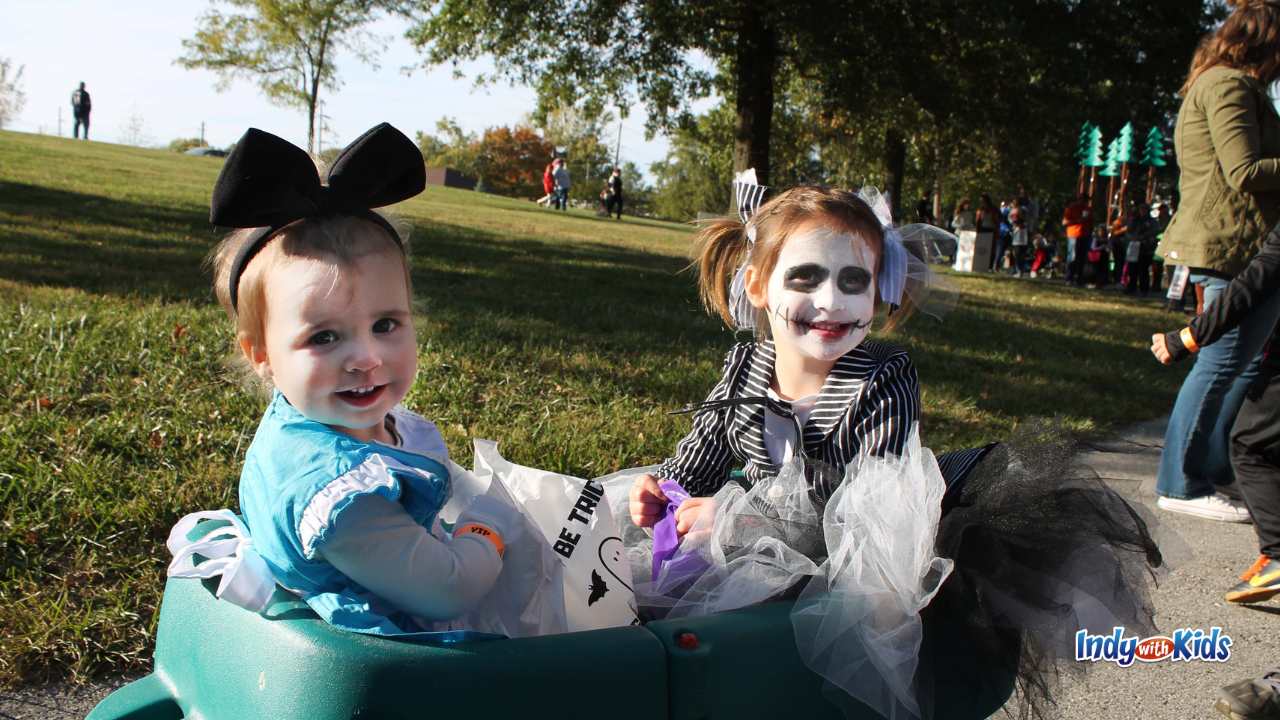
1155, 0, 1280, 523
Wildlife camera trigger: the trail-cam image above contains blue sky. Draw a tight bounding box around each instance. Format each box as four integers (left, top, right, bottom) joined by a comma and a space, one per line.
3, 1, 707, 179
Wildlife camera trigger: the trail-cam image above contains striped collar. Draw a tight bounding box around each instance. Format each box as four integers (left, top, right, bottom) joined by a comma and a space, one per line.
738, 341, 871, 447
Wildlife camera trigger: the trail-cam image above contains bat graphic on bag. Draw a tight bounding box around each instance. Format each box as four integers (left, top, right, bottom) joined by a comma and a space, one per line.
588, 569, 609, 605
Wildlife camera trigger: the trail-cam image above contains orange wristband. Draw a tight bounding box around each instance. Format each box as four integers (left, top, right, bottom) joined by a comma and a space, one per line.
1180, 327, 1200, 353
454, 522, 505, 557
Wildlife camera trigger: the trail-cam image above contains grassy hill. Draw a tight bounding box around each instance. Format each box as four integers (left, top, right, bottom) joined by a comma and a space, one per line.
0, 129, 1188, 684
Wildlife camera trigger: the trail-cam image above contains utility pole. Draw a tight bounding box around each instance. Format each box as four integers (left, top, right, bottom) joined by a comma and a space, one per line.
614, 117, 622, 169
57, 107, 62, 137
200, 122, 205, 145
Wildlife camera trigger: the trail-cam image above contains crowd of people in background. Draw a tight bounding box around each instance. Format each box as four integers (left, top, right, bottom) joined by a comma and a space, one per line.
535, 154, 624, 219
934, 188, 1178, 302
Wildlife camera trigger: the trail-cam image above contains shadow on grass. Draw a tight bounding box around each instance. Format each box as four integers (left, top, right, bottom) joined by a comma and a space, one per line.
0, 179, 1176, 428
0, 181, 213, 302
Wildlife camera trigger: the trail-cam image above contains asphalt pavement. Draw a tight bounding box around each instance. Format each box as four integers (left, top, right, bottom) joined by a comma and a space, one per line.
1010, 417, 1279, 720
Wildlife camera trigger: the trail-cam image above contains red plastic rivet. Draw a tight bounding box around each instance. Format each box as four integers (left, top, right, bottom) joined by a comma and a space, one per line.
676, 632, 699, 650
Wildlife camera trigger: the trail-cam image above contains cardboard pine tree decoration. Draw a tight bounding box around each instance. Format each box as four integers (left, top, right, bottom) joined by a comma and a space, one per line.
1083, 125, 1105, 198
1141, 127, 1169, 203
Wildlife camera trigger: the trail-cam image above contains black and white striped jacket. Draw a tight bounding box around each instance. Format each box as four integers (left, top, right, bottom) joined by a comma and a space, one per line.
656, 340, 993, 502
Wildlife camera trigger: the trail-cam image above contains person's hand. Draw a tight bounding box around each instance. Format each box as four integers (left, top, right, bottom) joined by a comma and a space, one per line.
675, 497, 716, 537
1151, 332, 1173, 365
629, 473, 668, 528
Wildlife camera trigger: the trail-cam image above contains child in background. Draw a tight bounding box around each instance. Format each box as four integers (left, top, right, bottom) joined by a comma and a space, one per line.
1029, 232, 1052, 278
205, 124, 517, 635
1009, 213, 1029, 277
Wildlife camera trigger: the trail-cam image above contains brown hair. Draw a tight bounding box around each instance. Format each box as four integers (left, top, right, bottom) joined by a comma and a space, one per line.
695, 185, 914, 336
206, 213, 412, 355
1182, 0, 1280, 94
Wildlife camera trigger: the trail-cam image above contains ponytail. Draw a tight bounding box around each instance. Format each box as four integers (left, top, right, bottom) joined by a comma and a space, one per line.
694, 218, 753, 329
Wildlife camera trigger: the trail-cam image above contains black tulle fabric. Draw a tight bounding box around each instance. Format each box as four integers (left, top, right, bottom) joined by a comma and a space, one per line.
926, 430, 1162, 720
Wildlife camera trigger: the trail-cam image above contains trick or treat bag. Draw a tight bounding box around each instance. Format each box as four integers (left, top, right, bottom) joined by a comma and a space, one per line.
472, 441, 638, 631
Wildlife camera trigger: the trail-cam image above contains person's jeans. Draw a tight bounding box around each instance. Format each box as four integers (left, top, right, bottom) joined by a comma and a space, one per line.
1067, 237, 1088, 284
74, 114, 89, 139
1231, 366, 1280, 558
1157, 275, 1280, 498
554, 188, 569, 210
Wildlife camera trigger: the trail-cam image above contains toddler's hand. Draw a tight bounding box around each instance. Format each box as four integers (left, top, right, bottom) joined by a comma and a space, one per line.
675, 497, 715, 537
629, 473, 668, 528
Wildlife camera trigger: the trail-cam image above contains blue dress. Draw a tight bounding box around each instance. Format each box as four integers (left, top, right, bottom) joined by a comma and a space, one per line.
238, 391, 453, 635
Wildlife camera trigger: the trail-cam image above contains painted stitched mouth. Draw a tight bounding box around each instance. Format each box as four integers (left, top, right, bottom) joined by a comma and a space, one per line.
793, 318, 870, 335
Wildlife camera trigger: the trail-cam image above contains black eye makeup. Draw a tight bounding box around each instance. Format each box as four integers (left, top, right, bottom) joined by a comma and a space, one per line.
837, 267, 872, 295
782, 263, 872, 295
783, 263, 829, 291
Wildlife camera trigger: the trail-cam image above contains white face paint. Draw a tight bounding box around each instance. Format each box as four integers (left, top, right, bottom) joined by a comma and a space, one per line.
764, 227, 876, 363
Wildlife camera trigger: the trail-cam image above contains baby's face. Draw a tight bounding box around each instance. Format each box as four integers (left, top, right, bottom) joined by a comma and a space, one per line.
253, 249, 416, 442
749, 222, 877, 364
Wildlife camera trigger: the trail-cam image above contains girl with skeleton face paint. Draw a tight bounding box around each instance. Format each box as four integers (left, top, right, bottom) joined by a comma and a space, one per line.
626, 183, 1164, 718
748, 224, 878, 385
629, 186, 912, 533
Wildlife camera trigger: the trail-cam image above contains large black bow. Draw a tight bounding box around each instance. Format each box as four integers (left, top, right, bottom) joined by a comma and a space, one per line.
211, 122, 425, 309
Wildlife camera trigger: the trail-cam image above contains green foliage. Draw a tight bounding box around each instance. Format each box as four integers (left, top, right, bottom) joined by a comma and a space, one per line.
417, 116, 480, 177
167, 137, 207, 153
177, 0, 405, 152
648, 104, 734, 221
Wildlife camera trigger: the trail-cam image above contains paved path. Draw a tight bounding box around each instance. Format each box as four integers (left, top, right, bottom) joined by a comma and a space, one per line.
1008, 417, 1277, 720
2, 417, 1274, 719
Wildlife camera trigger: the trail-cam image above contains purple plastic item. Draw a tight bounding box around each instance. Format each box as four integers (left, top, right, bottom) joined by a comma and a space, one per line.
651, 480, 699, 582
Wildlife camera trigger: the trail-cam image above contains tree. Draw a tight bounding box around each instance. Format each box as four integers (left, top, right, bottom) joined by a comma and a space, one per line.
405, 1, 810, 185
473, 124, 555, 197
0, 58, 26, 130
178, 0, 404, 153
537, 105, 613, 202
119, 110, 152, 147
416, 116, 480, 176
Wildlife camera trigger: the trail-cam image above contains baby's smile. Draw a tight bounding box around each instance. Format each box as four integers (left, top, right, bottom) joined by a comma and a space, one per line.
336, 383, 388, 408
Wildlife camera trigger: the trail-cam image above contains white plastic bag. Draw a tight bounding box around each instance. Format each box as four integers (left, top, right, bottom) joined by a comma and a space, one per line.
436, 457, 568, 638
472, 441, 638, 631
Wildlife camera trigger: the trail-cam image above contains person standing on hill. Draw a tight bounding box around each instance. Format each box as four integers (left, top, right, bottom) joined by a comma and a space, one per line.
71, 82, 91, 140
552, 158, 571, 211
606, 167, 623, 219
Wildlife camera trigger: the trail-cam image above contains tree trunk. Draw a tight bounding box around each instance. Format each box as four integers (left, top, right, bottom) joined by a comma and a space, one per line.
882, 127, 906, 222
731, 8, 777, 187
307, 95, 318, 155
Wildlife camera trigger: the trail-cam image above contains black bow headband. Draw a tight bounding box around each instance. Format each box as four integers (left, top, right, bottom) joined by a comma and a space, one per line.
211, 122, 426, 310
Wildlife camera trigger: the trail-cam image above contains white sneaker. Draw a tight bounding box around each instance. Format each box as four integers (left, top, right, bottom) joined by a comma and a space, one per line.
1157, 494, 1253, 523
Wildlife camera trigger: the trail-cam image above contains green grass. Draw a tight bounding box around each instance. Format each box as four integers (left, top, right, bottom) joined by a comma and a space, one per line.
0, 129, 1188, 685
